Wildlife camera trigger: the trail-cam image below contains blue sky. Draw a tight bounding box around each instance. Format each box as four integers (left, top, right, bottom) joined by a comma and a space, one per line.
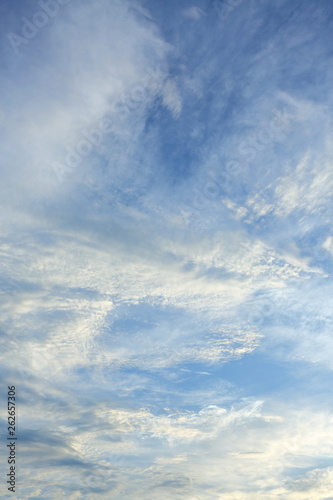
1, 0, 333, 498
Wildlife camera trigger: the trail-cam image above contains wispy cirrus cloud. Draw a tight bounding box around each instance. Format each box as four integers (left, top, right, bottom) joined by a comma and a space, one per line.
1, 0, 333, 498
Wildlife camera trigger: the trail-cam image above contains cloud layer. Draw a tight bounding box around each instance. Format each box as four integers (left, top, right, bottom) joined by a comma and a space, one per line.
1, 0, 333, 498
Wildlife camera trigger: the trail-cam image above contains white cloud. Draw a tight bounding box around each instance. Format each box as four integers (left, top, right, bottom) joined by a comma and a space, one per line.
27, 399, 332, 499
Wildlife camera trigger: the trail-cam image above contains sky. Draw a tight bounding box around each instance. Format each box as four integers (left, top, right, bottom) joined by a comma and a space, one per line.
0, 0, 333, 498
